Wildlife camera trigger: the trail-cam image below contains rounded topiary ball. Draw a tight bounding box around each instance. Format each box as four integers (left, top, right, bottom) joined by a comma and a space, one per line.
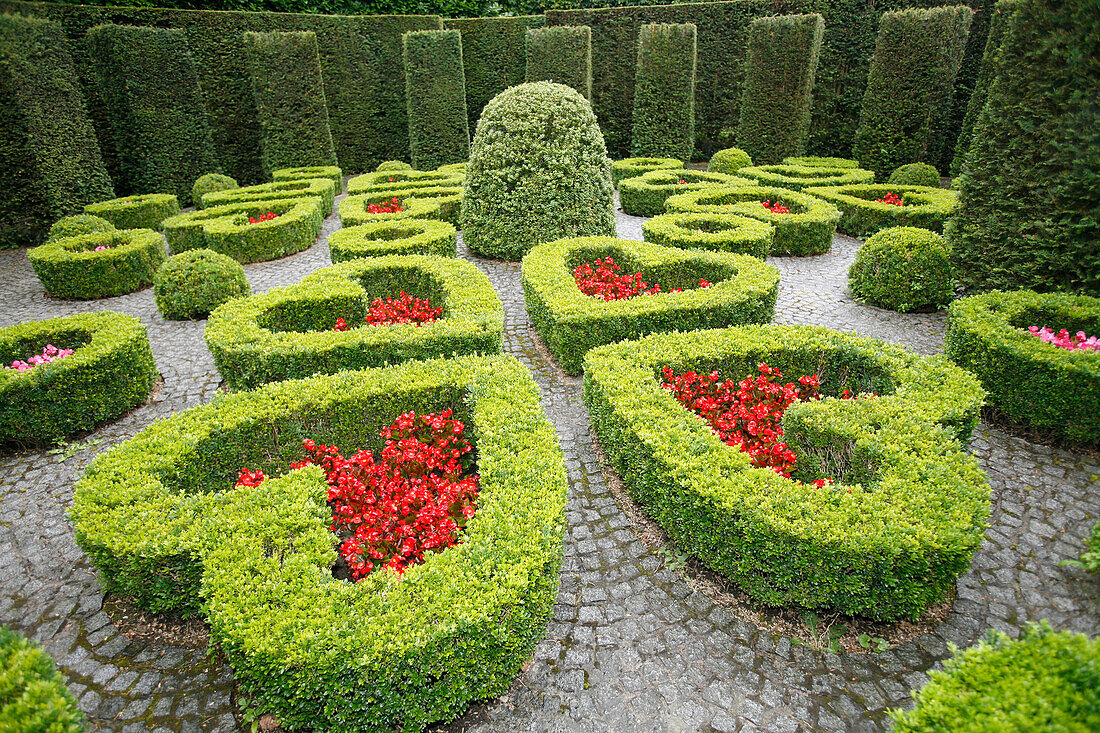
154, 249, 250, 320
848, 226, 953, 312
461, 81, 615, 261
191, 173, 238, 207
708, 147, 753, 174
376, 160, 413, 172
888, 163, 941, 188
47, 214, 114, 241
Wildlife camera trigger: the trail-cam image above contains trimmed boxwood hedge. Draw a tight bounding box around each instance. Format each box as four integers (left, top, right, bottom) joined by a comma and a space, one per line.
737, 164, 874, 192
28, 228, 166, 300
525, 24, 592, 100
891, 621, 1100, 732
198, 177, 336, 213
206, 254, 503, 390
47, 214, 114, 241
611, 157, 682, 190
782, 156, 859, 169
0, 311, 156, 445
0, 625, 86, 732
848, 227, 954, 313
354, 185, 462, 226
328, 219, 457, 263
630, 23, 696, 162
347, 170, 462, 196
435, 161, 467, 175
338, 194, 443, 228
944, 290, 1100, 443
889, 162, 941, 188
154, 248, 250, 320
272, 165, 343, 194
806, 183, 958, 238
618, 169, 750, 217
376, 160, 413, 172
642, 212, 773, 259
583, 324, 989, 620
84, 194, 180, 232
403, 30, 470, 172
163, 196, 324, 264
707, 147, 752, 175
191, 173, 238, 206
666, 185, 840, 257
522, 236, 779, 375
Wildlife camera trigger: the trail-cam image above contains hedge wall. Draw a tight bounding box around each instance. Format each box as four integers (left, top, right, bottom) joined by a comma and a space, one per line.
526, 24, 592, 100
735, 13, 823, 165
630, 23, 696, 162
0, 13, 113, 249
245, 31, 337, 177
403, 30, 470, 171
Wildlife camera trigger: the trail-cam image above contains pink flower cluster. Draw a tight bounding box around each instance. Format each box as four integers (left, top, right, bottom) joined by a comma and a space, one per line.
1027, 326, 1100, 352
9, 344, 74, 372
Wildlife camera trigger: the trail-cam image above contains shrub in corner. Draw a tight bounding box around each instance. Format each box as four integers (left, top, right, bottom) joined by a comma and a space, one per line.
191, 174, 238, 206
47, 214, 115, 241
889, 162, 940, 188
707, 148, 753, 175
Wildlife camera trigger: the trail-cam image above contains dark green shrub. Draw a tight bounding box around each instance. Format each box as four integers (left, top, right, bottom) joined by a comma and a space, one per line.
84, 193, 180, 231
618, 169, 750, 217
0, 626, 85, 732
522, 236, 778, 374
583, 324, 989, 620
630, 23, 696, 162
735, 13, 823, 165
245, 31, 338, 177
199, 178, 336, 213
154, 248, 250, 320
163, 196, 324, 263
0, 312, 156, 445
328, 219, 457, 262
191, 173, 238, 207
642, 212, 773, 259
611, 157, 682, 189
946, 0, 1100, 294
889, 162, 941, 187
86, 24, 219, 206
461, 82, 615, 260
944, 290, 1100, 443
47, 214, 114, 241
526, 25, 592, 100
0, 13, 113, 249
783, 156, 858, 169
853, 6, 974, 181
892, 622, 1100, 732
848, 226, 954, 312
338, 195, 444, 228
28, 228, 166, 300
272, 165, 342, 194
707, 147, 752, 175
403, 30, 470, 171
738, 164, 874, 191
375, 160, 412, 172
806, 183, 958, 238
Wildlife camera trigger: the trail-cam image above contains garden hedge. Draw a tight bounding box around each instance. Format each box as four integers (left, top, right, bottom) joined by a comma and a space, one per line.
199, 177, 336, 214
888, 162, 941, 188
0, 311, 156, 445
71, 354, 566, 730
403, 30, 470, 171
328, 219, 457, 263
522, 236, 778, 374
848, 226, 954, 313
583, 324, 989, 620
206, 254, 503, 390
0, 625, 85, 732
0, 13, 113, 249
376, 160, 413, 172
525, 24, 592, 100
892, 621, 1100, 732
163, 196, 324, 263
28, 228, 166, 300
338, 195, 443, 228
618, 169, 750, 218
272, 165, 343, 194
344, 185, 461, 225
806, 183, 957, 239
630, 23, 696, 162
86, 23, 219, 206
782, 156, 859, 169
738, 164, 874, 192
191, 173, 238, 206
47, 214, 113, 241
666, 185, 840, 257
435, 161, 466, 175
707, 147, 752, 175
852, 6, 974, 181
84, 193, 180, 231
642, 212, 773, 259
347, 170, 463, 196
944, 290, 1100, 443
735, 13, 823, 165
611, 157, 682, 190
154, 248, 250, 320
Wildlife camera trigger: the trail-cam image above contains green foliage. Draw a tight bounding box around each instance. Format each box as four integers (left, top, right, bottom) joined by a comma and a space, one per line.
376, 160, 412, 172
348, 169, 463, 195
618, 169, 749, 217
84, 193, 180, 231
853, 6, 974, 181
736, 13, 823, 165
521, 236, 778, 374
338, 195, 444, 228
889, 162, 941, 187
944, 290, 1100, 443
946, 0, 1100, 294
525, 24, 592, 100
642, 212, 773, 259
191, 173, 238, 207
28, 228, 166, 300
403, 30, 470, 171
47, 214, 114, 241
783, 156, 859, 169
848, 226, 954, 312
344, 185, 462, 226
163, 196, 324, 263
611, 157, 682, 189
1075, 522, 1100, 573
86, 23, 218, 206
154, 248, 249, 320
582, 324, 989, 620
272, 165, 342, 194
461, 81, 615, 260
0, 312, 156, 445
630, 23, 696, 162
0, 13, 112, 249
891, 621, 1100, 732
328, 219, 457, 263
0, 626, 85, 732
807, 183, 958, 239
199, 177, 336, 213
738, 164, 874, 192
707, 147, 752, 175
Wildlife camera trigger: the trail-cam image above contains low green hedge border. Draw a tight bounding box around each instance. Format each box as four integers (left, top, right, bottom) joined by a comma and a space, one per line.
0, 312, 156, 445
350, 186, 463, 226
272, 165, 344, 194
376, 161, 413, 172
347, 170, 462, 196
805, 184, 957, 239
154, 249, 250, 321
163, 197, 325, 264
611, 157, 681, 189
738, 164, 875, 191
338, 195, 444, 228
522, 236, 779, 375
71, 355, 567, 731
199, 178, 336, 213
206, 254, 503, 390
47, 215, 114, 241
0, 626, 86, 732
944, 290, 1100, 443
891, 621, 1100, 732
642, 212, 774, 259
28, 229, 167, 300
665, 185, 840, 256
435, 162, 467, 176
84, 194, 180, 231
582, 325, 989, 620
782, 156, 859, 169
618, 169, 751, 217
328, 219, 457, 263
848, 227, 954, 313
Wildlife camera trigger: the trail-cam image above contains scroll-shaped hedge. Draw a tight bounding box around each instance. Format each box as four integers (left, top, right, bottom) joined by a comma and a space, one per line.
618, 169, 750, 217
630, 23, 697, 162
403, 30, 470, 171
85, 194, 180, 232
611, 157, 682, 190
199, 178, 336, 213
526, 25, 592, 100
163, 196, 324, 263
737, 164, 874, 192
806, 183, 957, 239
29, 228, 166, 300
328, 219, 457, 263
272, 165, 343, 194
642, 212, 773, 259
338, 195, 444, 228
348, 170, 463, 196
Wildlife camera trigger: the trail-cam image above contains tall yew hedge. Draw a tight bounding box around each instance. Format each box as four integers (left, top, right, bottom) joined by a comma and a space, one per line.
631, 23, 696, 162
526, 25, 592, 100
403, 29, 470, 171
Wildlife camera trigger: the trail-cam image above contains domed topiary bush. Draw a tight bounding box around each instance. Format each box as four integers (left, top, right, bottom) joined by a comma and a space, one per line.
461, 81, 615, 261
708, 148, 753, 175
47, 214, 114, 241
0, 626, 86, 732
154, 249, 249, 320
848, 226, 953, 312
376, 160, 413, 172
191, 173, 238, 207
889, 162, 940, 188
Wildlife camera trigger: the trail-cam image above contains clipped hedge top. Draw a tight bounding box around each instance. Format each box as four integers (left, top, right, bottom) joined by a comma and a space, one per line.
47, 214, 115, 241
782, 156, 859, 169
739, 164, 875, 190
29, 228, 163, 266
165, 196, 323, 238
0, 626, 85, 733
666, 185, 840, 225
328, 218, 457, 262
199, 177, 336, 212
347, 170, 462, 196
620, 168, 749, 191
806, 183, 957, 213
642, 212, 774, 258
338, 195, 444, 226
85, 193, 178, 212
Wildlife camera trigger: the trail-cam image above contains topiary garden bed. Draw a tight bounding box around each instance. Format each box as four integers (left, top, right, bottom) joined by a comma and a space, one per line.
737, 164, 875, 191
84, 193, 180, 231
163, 196, 325, 263
198, 177, 336, 212
272, 165, 344, 193
642, 212, 774, 259
28, 229, 167, 299
347, 170, 461, 196
611, 157, 682, 188
618, 169, 751, 217
338, 194, 444, 228
805, 184, 957, 238
328, 219, 457, 263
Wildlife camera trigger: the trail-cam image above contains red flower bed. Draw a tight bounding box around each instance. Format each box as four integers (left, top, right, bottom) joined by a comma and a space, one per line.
760, 200, 790, 214
367, 292, 442, 326
573, 257, 711, 301
366, 197, 403, 215
249, 212, 279, 224
874, 192, 903, 206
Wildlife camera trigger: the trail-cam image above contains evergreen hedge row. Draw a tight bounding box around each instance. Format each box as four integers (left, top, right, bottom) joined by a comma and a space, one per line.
272, 165, 343, 194
642, 212, 773, 259
525, 24, 592, 100
618, 169, 749, 218
403, 30, 470, 172
328, 219, 457, 262
630, 23, 696, 162
339, 195, 444, 228
163, 196, 324, 263
28, 228, 167, 300
199, 178, 336, 213
807, 183, 957, 238
611, 157, 682, 190
84, 193, 179, 231
0, 626, 85, 732
738, 164, 873, 192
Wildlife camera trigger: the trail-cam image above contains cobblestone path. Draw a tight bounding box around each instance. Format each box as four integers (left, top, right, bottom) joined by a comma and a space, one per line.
1, 199, 1096, 731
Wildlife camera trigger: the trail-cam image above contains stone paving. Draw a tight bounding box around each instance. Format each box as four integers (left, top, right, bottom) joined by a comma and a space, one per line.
0, 197, 1097, 732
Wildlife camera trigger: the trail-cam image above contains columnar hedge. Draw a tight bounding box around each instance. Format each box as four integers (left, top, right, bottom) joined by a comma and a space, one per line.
403, 30, 470, 171
245, 31, 338, 177
0, 13, 113, 249
630, 23, 696, 162
86, 23, 219, 206
852, 6, 974, 181
525, 25, 592, 100
735, 13, 823, 165
946, 0, 1099, 294
0, 626, 86, 732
